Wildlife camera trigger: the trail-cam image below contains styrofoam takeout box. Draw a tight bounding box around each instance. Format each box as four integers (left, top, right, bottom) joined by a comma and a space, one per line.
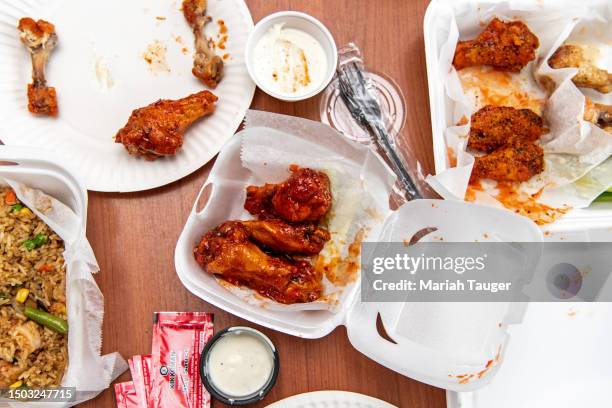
0, 146, 87, 225
422, 0, 612, 406
0, 145, 127, 405
423, 0, 612, 235
175, 127, 543, 391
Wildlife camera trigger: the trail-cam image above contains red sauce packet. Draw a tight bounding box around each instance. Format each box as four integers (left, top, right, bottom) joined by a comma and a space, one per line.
115, 381, 140, 408
150, 312, 214, 408
128, 355, 153, 408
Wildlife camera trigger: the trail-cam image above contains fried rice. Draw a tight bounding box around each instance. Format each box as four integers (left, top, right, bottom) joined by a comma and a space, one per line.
0, 186, 67, 387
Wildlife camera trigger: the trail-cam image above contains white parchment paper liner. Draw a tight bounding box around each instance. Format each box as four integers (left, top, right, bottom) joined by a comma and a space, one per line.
1, 179, 127, 408
211, 110, 396, 312
426, 0, 612, 211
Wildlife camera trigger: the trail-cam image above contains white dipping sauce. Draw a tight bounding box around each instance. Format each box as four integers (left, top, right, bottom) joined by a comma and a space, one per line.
253, 23, 328, 97
208, 332, 274, 397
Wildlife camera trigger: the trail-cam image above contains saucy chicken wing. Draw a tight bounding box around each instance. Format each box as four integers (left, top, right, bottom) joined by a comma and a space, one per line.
183, 0, 224, 88
241, 219, 330, 255
18, 18, 58, 116
549, 45, 611, 94
245, 166, 332, 223
468, 105, 544, 153
472, 142, 544, 182
194, 221, 322, 304
453, 18, 539, 72
114, 90, 217, 160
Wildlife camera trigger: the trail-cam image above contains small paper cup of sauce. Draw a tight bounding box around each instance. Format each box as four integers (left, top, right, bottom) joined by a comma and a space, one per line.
245, 11, 338, 101
200, 326, 279, 405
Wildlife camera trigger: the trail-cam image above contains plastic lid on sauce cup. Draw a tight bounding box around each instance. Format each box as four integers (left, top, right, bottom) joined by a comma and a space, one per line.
200, 326, 280, 406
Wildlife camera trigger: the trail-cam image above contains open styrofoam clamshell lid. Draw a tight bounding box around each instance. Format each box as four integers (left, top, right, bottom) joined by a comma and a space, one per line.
175, 126, 543, 391
346, 199, 543, 391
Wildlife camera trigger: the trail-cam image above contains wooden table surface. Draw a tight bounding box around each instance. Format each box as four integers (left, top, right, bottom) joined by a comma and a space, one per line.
84, 0, 445, 406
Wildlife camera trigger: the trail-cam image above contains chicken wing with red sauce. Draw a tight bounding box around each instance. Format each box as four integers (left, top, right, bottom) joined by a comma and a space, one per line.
241, 219, 330, 255
471, 142, 544, 182
245, 166, 332, 223
18, 18, 58, 116
468, 105, 544, 153
114, 90, 217, 160
194, 221, 322, 304
453, 18, 539, 72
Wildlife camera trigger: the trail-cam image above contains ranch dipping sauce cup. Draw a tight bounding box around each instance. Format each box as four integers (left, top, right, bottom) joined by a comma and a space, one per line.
245, 11, 337, 101
200, 326, 279, 405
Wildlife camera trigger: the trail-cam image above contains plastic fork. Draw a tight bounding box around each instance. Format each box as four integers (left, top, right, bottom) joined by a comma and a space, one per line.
337, 44, 422, 200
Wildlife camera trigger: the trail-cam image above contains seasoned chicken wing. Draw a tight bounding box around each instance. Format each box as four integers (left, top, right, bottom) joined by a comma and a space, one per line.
453, 18, 539, 72
183, 0, 224, 88
241, 219, 330, 255
18, 18, 58, 116
549, 45, 611, 94
114, 90, 217, 160
245, 166, 332, 223
194, 221, 322, 304
584, 98, 612, 130
468, 105, 544, 153
472, 142, 544, 182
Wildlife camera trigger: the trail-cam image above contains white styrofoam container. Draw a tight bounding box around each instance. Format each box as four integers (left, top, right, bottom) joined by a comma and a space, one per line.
0, 145, 124, 405
175, 127, 543, 392
422, 1, 612, 406
442, 227, 612, 394
445, 303, 612, 408
0, 146, 87, 225
423, 0, 612, 234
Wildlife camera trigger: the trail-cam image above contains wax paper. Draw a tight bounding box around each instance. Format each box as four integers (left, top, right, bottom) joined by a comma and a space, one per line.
1, 178, 127, 408
426, 0, 612, 217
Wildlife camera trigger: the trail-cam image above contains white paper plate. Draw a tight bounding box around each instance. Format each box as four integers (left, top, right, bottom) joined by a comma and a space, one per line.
0, 0, 255, 192
266, 391, 397, 408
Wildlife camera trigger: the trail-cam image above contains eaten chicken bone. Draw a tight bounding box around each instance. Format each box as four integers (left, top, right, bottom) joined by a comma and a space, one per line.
453, 18, 539, 72
18, 18, 58, 116
114, 90, 218, 160
549, 45, 612, 94
182, 0, 224, 88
